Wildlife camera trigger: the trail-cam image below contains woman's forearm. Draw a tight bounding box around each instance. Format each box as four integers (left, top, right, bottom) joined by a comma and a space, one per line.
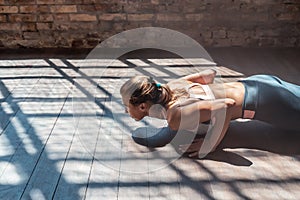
211, 113, 231, 151
180, 69, 216, 84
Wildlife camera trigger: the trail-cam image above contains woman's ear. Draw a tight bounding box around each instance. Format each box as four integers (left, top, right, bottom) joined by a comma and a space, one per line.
138, 102, 148, 111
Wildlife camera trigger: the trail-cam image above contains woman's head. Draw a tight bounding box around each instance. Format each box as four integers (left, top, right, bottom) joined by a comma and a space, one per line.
120, 75, 174, 120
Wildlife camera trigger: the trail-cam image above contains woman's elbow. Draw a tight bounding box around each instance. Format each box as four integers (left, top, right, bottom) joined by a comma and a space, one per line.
168, 122, 179, 131
167, 115, 180, 131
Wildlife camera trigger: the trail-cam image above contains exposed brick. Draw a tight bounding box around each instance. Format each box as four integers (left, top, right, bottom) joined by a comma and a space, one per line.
276, 13, 295, 21
97, 21, 113, 31
86, 38, 100, 47
151, 0, 159, 5
69, 14, 97, 21
52, 37, 71, 48
37, 0, 64, 4
275, 37, 297, 47
0, 32, 22, 40
93, 4, 110, 12
245, 38, 259, 47
94, 3, 123, 13
252, 0, 275, 5
86, 32, 101, 38
243, 13, 269, 22
72, 39, 85, 48
50, 5, 77, 13
185, 13, 204, 21
228, 29, 255, 38
0, 14, 6, 22
182, 4, 207, 13
98, 14, 126, 21
112, 22, 125, 31
20, 6, 38, 13
157, 3, 184, 13
0, 1, 299, 48
200, 31, 212, 39
213, 29, 227, 39
37, 6, 50, 13
64, 0, 86, 4
38, 14, 54, 22
17, 40, 41, 48
124, 2, 157, 13
156, 14, 183, 21
9, 14, 37, 22
259, 38, 275, 47
0, 6, 18, 13
285, 4, 299, 12
7, 0, 36, 5
127, 14, 154, 21
23, 32, 40, 40
77, 5, 97, 12
214, 38, 232, 47
53, 22, 96, 31
255, 29, 281, 37
37, 22, 52, 30
21, 23, 37, 32
0, 23, 21, 31
54, 14, 69, 21
53, 23, 70, 31
123, 21, 153, 30
231, 37, 246, 46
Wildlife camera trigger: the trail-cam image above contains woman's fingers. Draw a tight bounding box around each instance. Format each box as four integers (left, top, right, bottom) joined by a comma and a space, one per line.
224, 98, 236, 107
188, 151, 199, 157
211, 98, 236, 110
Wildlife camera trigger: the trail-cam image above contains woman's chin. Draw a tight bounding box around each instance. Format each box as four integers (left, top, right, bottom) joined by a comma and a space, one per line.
134, 117, 145, 121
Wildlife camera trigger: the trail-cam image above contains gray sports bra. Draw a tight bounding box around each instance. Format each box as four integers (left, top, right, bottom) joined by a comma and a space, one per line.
186, 83, 215, 100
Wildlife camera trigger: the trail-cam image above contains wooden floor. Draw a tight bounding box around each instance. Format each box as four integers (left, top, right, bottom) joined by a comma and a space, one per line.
0, 47, 299, 200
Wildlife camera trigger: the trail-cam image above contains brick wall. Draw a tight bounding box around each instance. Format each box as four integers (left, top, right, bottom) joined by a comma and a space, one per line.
0, 0, 299, 48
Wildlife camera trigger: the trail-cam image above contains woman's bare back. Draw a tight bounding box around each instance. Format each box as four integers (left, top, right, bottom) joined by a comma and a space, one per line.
167, 79, 245, 119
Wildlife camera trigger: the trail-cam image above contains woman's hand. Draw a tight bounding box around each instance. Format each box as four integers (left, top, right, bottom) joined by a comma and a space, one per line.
179, 138, 217, 158
180, 69, 217, 84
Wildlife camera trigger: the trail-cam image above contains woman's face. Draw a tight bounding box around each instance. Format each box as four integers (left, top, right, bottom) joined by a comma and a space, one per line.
125, 102, 148, 121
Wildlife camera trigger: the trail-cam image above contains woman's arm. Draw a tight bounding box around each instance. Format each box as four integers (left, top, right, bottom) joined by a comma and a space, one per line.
180, 69, 216, 84
167, 98, 235, 131
168, 98, 235, 156
180, 108, 233, 157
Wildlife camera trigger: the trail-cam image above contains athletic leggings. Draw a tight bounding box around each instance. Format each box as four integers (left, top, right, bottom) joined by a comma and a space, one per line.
239, 75, 300, 131
132, 75, 300, 147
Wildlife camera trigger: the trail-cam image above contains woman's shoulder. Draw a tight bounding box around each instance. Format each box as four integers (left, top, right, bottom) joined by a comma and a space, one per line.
166, 101, 182, 131
167, 98, 201, 114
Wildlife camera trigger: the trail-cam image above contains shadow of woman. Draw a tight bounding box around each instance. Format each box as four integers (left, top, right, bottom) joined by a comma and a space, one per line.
130, 120, 300, 167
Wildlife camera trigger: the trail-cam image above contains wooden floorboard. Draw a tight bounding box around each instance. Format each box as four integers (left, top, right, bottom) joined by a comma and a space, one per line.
0, 47, 299, 200
0, 66, 62, 199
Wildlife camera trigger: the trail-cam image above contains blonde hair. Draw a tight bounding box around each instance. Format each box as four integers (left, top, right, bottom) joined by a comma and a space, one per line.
120, 76, 175, 108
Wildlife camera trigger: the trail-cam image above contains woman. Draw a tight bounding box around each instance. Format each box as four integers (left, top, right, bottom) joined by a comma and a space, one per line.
120, 69, 300, 157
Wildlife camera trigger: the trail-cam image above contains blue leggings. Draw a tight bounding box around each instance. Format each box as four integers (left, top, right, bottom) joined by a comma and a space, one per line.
240, 75, 300, 131
132, 75, 300, 148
